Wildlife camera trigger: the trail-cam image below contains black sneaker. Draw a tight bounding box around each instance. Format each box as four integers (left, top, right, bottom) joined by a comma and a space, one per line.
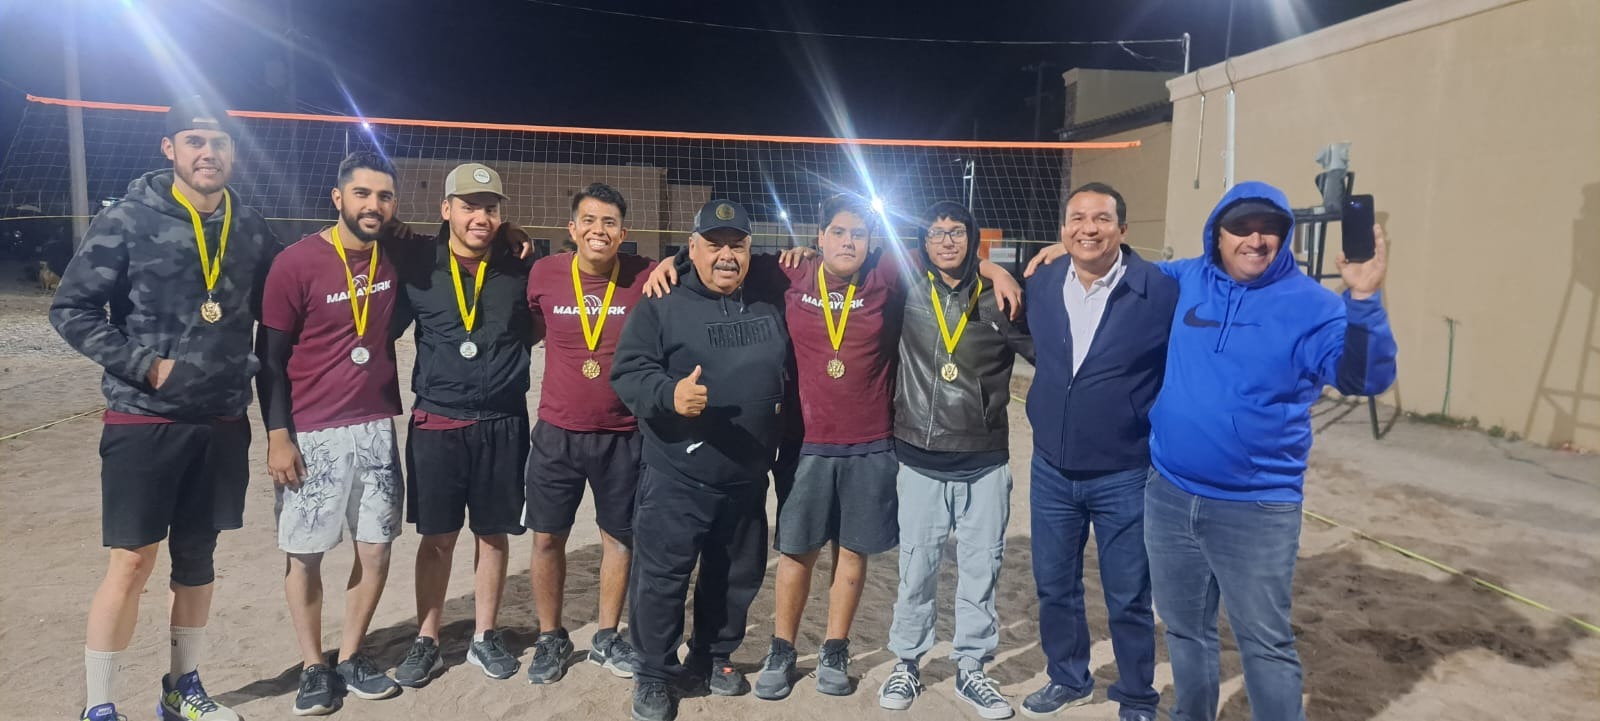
292, 664, 339, 716
525, 628, 574, 684
631, 679, 675, 721
467, 629, 520, 680
394, 637, 443, 688
1020, 681, 1091, 718
588, 628, 641, 678
815, 638, 852, 696
335, 653, 401, 700
680, 651, 747, 696
877, 661, 923, 711
752, 637, 797, 700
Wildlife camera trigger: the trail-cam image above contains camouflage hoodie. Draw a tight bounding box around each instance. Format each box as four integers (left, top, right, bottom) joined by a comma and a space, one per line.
50, 169, 280, 419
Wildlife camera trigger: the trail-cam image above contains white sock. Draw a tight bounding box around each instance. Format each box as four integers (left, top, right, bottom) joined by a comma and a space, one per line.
85, 647, 118, 709
170, 625, 205, 679
473, 631, 487, 643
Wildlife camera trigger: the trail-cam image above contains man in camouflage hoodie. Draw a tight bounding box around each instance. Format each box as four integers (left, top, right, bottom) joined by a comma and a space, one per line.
51, 95, 281, 721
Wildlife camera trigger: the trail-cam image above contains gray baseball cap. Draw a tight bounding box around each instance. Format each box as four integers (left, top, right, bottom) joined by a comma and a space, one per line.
443, 163, 506, 200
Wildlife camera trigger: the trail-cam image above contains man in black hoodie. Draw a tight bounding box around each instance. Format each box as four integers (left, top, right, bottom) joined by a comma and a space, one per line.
51, 95, 278, 721
611, 200, 790, 721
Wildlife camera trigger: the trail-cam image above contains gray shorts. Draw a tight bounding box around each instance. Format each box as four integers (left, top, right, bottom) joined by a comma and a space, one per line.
274, 419, 403, 554
773, 450, 898, 555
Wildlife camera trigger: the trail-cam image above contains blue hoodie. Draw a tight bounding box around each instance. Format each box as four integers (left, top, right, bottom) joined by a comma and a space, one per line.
1149, 181, 1398, 503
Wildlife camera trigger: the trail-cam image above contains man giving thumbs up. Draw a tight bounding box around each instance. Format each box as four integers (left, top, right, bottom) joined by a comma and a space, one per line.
610, 200, 792, 721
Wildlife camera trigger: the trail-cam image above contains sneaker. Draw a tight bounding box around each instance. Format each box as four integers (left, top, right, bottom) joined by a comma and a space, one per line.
467, 629, 521, 680
159, 670, 239, 721
1020, 682, 1091, 718
683, 652, 749, 697
631, 679, 675, 721
815, 638, 851, 696
588, 629, 641, 678
394, 637, 443, 688
335, 654, 401, 700
291, 664, 339, 716
1118, 711, 1155, 721
752, 637, 797, 700
877, 661, 923, 711
81, 703, 126, 721
526, 628, 574, 684
956, 667, 1014, 720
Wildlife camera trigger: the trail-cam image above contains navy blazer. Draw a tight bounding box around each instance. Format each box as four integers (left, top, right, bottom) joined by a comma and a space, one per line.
1024, 245, 1179, 473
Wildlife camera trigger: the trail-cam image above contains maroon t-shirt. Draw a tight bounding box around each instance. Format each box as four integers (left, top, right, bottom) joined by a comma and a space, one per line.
773, 251, 906, 445
259, 232, 403, 432
528, 252, 656, 432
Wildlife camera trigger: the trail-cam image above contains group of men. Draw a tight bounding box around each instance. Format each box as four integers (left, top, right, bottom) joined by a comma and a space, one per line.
52, 95, 1395, 721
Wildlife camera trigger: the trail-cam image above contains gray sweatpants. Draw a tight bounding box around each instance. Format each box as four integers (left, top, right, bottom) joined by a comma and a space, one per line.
886, 462, 1012, 670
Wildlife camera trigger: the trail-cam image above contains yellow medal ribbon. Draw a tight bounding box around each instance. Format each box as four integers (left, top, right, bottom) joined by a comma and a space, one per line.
329, 225, 379, 339
928, 271, 983, 356
572, 254, 620, 353
818, 264, 858, 354
449, 251, 490, 333
170, 184, 231, 296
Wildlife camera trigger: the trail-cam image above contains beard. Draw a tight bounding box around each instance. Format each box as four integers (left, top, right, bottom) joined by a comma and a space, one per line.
341, 207, 387, 242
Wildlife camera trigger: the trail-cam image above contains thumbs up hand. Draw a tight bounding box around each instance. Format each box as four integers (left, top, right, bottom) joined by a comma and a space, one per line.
674, 364, 708, 417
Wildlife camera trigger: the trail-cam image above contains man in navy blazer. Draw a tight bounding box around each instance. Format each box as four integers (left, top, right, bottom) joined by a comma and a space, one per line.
1020, 183, 1177, 721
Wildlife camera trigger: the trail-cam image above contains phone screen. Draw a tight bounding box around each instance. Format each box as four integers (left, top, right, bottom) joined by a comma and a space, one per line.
1341, 194, 1376, 262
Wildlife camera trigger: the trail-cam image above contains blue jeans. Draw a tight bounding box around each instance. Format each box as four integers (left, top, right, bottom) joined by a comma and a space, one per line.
1030, 459, 1158, 714
1144, 469, 1304, 721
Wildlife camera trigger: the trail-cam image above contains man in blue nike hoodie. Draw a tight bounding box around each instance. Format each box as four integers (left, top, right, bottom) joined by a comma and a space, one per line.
1148, 181, 1394, 721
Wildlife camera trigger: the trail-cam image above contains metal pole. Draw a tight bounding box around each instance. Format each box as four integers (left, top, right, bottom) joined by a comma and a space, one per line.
1224, 87, 1236, 190
64, 4, 91, 244
1182, 32, 1191, 75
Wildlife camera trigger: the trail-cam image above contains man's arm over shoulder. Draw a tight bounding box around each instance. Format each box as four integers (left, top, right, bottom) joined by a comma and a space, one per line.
49, 204, 159, 387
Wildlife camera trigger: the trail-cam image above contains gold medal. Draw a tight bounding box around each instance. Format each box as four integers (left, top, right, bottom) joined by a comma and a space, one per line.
200, 297, 223, 323
928, 272, 982, 384
171, 186, 232, 324
818, 265, 858, 382
572, 254, 620, 380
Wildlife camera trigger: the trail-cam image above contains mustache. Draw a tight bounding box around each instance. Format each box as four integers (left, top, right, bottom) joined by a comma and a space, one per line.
713, 260, 740, 271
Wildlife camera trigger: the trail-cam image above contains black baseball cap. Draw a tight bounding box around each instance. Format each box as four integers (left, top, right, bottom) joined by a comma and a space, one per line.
165, 94, 236, 138
692, 199, 752, 236
1217, 199, 1291, 235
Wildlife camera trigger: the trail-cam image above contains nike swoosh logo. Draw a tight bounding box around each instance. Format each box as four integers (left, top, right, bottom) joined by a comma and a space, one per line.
686, 441, 705, 454
1183, 305, 1221, 328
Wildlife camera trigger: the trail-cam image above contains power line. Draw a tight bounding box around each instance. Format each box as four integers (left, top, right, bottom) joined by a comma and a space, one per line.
519, 0, 1186, 47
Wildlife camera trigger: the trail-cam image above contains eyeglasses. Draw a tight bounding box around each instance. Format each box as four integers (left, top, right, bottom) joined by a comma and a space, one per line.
926, 228, 968, 245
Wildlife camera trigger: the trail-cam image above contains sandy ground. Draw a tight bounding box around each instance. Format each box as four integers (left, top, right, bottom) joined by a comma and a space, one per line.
1, 269, 1596, 721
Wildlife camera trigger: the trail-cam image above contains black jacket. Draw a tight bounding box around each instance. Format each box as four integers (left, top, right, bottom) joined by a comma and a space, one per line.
393, 229, 532, 420
894, 233, 1033, 457
611, 249, 791, 488
1024, 246, 1178, 472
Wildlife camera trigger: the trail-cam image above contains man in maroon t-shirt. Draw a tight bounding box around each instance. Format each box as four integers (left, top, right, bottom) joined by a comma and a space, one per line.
522, 183, 655, 684
256, 152, 406, 714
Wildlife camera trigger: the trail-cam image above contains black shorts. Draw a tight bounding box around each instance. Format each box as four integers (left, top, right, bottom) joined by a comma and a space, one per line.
523, 422, 642, 539
773, 450, 899, 556
405, 415, 528, 537
100, 419, 252, 548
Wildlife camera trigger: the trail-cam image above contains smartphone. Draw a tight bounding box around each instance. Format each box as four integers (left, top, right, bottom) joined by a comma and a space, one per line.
1341, 194, 1376, 262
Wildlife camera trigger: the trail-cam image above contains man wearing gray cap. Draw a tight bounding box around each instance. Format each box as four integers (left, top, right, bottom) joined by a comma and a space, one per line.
52, 94, 278, 721
611, 199, 791, 721
389, 163, 535, 687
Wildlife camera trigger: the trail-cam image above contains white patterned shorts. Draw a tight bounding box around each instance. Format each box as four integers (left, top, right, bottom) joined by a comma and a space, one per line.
274, 418, 403, 554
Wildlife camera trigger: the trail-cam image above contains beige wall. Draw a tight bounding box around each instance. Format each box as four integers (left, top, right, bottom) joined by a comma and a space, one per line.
1063, 68, 1176, 123
1162, 0, 1600, 447
1068, 123, 1173, 260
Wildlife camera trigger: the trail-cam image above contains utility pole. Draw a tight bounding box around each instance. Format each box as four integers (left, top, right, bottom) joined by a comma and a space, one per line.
65, 1, 90, 244
1022, 62, 1049, 140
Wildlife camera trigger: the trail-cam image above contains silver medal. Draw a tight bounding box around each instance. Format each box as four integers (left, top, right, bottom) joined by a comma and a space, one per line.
459, 340, 479, 359
350, 346, 371, 366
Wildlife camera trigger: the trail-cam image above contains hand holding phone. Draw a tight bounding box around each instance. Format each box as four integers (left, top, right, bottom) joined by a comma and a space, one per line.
1341, 194, 1377, 262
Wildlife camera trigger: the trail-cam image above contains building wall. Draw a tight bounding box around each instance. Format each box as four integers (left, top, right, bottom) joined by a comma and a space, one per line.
1063, 68, 1177, 124
1161, 0, 1600, 447
1067, 123, 1173, 260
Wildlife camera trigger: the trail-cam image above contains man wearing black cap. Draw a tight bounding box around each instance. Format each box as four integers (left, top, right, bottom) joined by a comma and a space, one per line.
611, 199, 791, 721
52, 95, 279, 721
389, 163, 535, 688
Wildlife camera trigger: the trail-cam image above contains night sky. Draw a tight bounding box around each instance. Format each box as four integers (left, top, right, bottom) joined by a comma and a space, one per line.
2, 0, 1406, 145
